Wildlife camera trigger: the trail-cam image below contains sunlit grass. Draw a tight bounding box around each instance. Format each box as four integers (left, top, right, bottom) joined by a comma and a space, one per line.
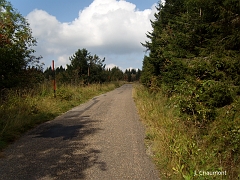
133, 84, 190, 179
133, 84, 240, 180
0, 81, 123, 151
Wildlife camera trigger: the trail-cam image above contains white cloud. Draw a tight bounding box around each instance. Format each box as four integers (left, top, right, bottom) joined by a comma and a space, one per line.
57, 55, 69, 68
105, 63, 119, 70
26, 0, 157, 70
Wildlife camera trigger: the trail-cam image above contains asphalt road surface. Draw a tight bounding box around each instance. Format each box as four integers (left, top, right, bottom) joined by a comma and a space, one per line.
0, 84, 160, 180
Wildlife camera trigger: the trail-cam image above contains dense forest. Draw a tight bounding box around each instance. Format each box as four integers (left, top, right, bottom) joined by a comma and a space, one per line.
141, 0, 240, 178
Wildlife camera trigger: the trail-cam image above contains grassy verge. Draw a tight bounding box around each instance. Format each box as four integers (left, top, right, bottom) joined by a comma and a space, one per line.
0, 81, 123, 151
133, 84, 240, 180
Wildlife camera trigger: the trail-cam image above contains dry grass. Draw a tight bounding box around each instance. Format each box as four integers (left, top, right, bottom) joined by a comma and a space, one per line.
133, 84, 188, 179
0, 82, 122, 151
133, 84, 239, 180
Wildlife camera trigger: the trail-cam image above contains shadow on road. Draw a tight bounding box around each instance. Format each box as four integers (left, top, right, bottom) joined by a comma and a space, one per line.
0, 113, 107, 180
34, 123, 84, 140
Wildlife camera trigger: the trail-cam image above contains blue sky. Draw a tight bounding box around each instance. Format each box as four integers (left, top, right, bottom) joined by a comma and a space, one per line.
8, 0, 160, 70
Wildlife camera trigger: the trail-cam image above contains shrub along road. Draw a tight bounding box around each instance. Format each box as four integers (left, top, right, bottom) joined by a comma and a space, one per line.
0, 84, 159, 180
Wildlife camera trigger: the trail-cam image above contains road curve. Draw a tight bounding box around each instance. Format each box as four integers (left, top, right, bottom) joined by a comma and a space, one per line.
0, 84, 160, 180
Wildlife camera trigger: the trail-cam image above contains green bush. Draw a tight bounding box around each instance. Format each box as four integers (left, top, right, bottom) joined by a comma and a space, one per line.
56, 88, 73, 101
198, 80, 233, 108
173, 79, 233, 124
162, 59, 188, 88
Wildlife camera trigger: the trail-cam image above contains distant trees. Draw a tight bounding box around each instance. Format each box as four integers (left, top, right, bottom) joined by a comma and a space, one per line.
0, 0, 43, 90
109, 67, 123, 81
0, 0, 141, 90
67, 48, 106, 84
44, 48, 141, 84
124, 69, 141, 82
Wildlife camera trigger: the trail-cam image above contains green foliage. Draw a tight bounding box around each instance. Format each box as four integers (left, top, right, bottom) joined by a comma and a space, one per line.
0, 82, 121, 151
141, 0, 240, 121
140, 0, 240, 178
140, 56, 156, 86
124, 68, 141, 82
109, 66, 123, 81
198, 80, 233, 108
162, 59, 188, 88
67, 48, 104, 83
134, 84, 240, 180
0, 0, 43, 90
56, 88, 73, 101
54, 48, 133, 84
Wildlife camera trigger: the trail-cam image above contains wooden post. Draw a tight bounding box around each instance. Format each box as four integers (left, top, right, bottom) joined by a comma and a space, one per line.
52, 60, 56, 98
88, 64, 90, 86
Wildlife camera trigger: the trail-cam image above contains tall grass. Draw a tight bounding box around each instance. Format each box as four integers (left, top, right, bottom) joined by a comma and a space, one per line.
133, 84, 240, 180
0, 81, 122, 151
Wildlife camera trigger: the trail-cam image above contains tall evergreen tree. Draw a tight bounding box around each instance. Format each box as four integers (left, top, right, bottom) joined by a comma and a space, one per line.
141, 0, 240, 117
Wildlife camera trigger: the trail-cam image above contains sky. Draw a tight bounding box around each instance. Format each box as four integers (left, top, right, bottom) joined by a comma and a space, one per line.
8, 0, 160, 70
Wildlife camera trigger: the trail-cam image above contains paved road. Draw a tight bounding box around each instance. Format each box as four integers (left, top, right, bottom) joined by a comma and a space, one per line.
0, 84, 160, 180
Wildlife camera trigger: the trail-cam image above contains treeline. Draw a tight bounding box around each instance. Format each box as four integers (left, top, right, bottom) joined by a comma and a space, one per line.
0, 0, 141, 92
141, 0, 240, 178
44, 48, 141, 85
